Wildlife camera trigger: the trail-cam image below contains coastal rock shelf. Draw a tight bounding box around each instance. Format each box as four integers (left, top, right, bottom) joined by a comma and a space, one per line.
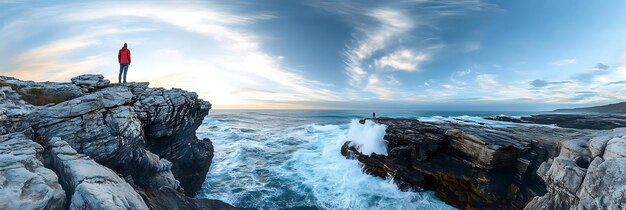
486, 114, 626, 130
341, 117, 622, 209
0, 74, 237, 210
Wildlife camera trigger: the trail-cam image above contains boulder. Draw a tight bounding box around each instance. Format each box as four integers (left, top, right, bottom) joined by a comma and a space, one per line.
0, 86, 33, 135
0, 132, 65, 210
525, 128, 626, 209
576, 157, 626, 209
543, 157, 586, 195
604, 137, 626, 160
43, 138, 149, 210
71, 74, 111, 92
588, 135, 612, 158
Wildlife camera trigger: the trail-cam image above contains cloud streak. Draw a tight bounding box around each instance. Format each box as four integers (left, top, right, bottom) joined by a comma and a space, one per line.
0, 1, 342, 108
311, 0, 491, 99
374, 49, 429, 71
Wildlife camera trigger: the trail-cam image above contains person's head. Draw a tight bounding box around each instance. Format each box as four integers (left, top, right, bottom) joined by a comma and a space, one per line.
123, 43, 128, 48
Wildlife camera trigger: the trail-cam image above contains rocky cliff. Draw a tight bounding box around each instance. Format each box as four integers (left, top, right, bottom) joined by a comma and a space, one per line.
341, 117, 626, 209
0, 74, 237, 210
525, 128, 626, 209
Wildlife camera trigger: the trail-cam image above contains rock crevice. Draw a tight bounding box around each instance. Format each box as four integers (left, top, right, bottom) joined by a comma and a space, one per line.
0, 74, 237, 210
342, 117, 597, 209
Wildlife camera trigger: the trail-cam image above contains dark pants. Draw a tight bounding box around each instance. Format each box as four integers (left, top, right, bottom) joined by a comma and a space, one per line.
119, 64, 129, 83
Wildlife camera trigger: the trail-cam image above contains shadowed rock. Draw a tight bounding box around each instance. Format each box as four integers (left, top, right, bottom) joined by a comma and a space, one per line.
0, 132, 66, 210
133, 87, 214, 196
342, 117, 596, 209
526, 128, 626, 209
0, 74, 237, 210
43, 138, 149, 210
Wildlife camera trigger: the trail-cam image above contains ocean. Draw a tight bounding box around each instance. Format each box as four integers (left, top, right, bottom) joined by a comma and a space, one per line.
194, 110, 536, 210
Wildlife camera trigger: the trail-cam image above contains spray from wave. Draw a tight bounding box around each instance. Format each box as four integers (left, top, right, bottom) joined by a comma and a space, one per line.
195, 111, 454, 210
345, 119, 388, 156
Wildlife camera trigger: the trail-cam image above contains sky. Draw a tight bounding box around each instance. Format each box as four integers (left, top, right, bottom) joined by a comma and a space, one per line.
1, 0, 626, 110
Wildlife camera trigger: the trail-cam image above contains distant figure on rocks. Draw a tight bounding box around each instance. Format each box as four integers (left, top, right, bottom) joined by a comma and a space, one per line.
118, 43, 131, 83
373, 112, 376, 119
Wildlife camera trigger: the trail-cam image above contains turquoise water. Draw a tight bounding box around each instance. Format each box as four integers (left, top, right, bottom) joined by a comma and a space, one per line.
195, 110, 534, 210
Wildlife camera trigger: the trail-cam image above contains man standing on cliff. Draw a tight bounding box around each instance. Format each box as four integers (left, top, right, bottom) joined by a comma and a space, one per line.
118, 43, 131, 83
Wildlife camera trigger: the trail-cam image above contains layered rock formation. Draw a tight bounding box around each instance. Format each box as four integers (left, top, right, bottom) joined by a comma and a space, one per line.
0, 74, 236, 210
486, 114, 626, 130
525, 128, 626, 209
0, 132, 65, 209
43, 138, 148, 210
342, 118, 598, 209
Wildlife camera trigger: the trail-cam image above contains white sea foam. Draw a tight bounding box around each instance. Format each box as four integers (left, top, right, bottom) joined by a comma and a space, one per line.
196, 115, 454, 210
287, 123, 453, 209
346, 119, 388, 156
418, 115, 557, 128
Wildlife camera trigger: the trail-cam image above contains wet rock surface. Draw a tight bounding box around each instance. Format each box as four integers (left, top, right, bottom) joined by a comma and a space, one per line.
0, 74, 238, 210
342, 117, 598, 210
486, 114, 626, 130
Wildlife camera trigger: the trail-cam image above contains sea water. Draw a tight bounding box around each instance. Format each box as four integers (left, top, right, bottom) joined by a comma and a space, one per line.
195, 110, 534, 210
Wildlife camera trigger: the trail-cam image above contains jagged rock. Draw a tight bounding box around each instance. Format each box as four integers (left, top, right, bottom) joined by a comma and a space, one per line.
134, 87, 213, 196
588, 135, 612, 158
543, 157, 586, 195
0, 86, 33, 135
445, 128, 528, 169
0, 132, 65, 210
43, 138, 149, 210
343, 117, 595, 210
137, 186, 241, 210
525, 128, 626, 210
1, 74, 235, 209
71, 74, 111, 92
604, 136, 626, 160
1, 75, 84, 102
558, 139, 591, 161
31, 85, 182, 192
576, 157, 626, 210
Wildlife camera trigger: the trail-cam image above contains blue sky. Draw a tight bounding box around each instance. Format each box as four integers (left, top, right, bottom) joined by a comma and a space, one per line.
1, 0, 626, 110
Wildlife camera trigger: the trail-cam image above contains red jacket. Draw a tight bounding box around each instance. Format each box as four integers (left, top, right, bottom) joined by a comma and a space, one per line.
118, 47, 131, 64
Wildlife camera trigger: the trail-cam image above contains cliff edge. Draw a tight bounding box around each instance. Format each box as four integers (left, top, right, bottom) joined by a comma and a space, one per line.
0, 74, 238, 210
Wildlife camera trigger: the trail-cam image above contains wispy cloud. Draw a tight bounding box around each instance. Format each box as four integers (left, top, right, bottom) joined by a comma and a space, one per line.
475, 74, 499, 89
0, 1, 342, 108
461, 42, 481, 53
3, 1, 624, 109
311, 0, 491, 99
344, 7, 414, 86
374, 49, 429, 71
592, 62, 610, 71
529, 79, 573, 88
551, 58, 577, 66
